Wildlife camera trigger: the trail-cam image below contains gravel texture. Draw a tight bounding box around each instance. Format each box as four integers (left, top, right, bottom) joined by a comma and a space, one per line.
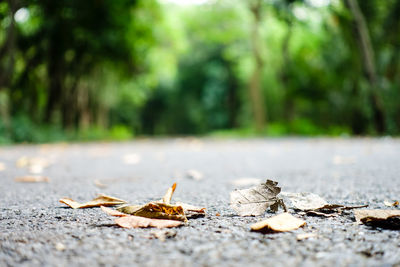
1, 138, 400, 266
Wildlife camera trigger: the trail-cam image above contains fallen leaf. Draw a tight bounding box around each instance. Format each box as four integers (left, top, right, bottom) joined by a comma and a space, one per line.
384, 200, 399, 207
296, 233, 317, 241
15, 175, 50, 183
123, 153, 141, 165
280, 192, 328, 211
185, 169, 203, 181
115, 215, 183, 229
162, 183, 177, 204
94, 180, 108, 189
231, 178, 262, 187
251, 213, 306, 233
354, 209, 400, 229
126, 202, 187, 222
281, 192, 367, 214
175, 202, 206, 213
230, 179, 286, 216
0, 162, 6, 171
101, 206, 130, 217
59, 194, 127, 209
176, 202, 206, 218
305, 210, 338, 217
150, 229, 177, 241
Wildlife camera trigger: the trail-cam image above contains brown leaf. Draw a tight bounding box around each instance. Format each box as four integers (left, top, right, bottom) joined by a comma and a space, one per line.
354, 209, 400, 229
115, 215, 183, 229
59, 194, 127, 209
162, 183, 177, 204
230, 179, 286, 216
251, 213, 306, 233
101, 206, 129, 217
15, 175, 50, 183
132, 202, 187, 222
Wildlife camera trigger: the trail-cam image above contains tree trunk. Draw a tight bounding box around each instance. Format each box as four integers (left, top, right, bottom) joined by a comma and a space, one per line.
344, 0, 385, 133
248, 0, 266, 132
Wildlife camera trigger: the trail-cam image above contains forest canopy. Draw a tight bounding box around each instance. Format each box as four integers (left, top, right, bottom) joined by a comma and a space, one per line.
0, 0, 399, 143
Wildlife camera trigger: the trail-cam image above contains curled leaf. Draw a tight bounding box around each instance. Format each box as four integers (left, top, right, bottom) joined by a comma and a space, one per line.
162, 183, 177, 204
230, 179, 286, 216
251, 213, 306, 233
115, 215, 183, 229
60, 194, 127, 209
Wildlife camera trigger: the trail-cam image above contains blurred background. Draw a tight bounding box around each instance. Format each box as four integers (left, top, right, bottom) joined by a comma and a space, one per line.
0, 0, 399, 143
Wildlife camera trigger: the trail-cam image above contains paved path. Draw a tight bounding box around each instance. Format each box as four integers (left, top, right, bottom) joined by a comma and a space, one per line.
1, 138, 400, 266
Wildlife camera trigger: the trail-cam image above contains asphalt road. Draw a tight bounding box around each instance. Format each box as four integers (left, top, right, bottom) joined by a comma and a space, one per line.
1, 138, 400, 266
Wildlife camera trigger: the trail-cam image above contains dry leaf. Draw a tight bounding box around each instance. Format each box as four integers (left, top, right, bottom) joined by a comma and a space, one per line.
150, 230, 177, 241
115, 215, 183, 229
59, 194, 127, 209
176, 202, 206, 218
0, 162, 6, 171
354, 209, 400, 229
281, 192, 367, 215
123, 153, 141, 165
101, 206, 129, 217
280, 192, 328, 211
15, 175, 49, 183
384, 200, 399, 207
230, 179, 286, 216
186, 169, 203, 181
128, 202, 187, 222
162, 183, 177, 204
231, 178, 262, 187
296, 233, 317, 240
251, 213, 306, 233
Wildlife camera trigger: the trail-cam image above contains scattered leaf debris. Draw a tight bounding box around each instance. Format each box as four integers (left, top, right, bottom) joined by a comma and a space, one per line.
60, 194, 127, 209
251, 213, 306, 233
16, 156, 51, 174
15, 175, 50, 183
384, 200, 399, 207
104, 183, 206, 227
230, 179, 286, 216
354, 209, 400, 229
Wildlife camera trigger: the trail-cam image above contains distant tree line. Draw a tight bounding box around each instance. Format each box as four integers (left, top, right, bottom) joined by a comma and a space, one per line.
0, 0, 399, 142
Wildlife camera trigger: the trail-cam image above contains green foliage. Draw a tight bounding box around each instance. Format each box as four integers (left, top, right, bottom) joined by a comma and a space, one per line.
0, 0, 399, 143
